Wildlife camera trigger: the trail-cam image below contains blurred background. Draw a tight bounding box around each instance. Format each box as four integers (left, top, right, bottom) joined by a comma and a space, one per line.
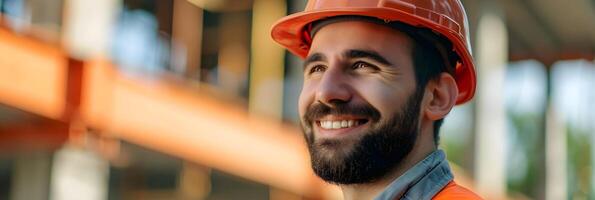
0, 0, 593, 199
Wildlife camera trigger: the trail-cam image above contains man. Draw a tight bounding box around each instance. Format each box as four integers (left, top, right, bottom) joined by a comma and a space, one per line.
271, 0, 482, 200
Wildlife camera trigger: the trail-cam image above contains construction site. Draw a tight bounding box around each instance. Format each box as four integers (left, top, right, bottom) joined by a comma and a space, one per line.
0, 0, 594, 199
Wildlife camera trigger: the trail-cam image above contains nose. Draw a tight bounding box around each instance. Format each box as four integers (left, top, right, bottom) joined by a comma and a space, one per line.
315, 67, 352, 106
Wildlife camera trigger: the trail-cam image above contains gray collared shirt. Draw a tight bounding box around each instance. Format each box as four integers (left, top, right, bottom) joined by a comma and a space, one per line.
374, 150, 453, 200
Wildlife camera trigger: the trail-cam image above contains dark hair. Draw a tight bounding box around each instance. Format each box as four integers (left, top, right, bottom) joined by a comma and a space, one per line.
310, 16, 459, 145
402, 22, 459, 145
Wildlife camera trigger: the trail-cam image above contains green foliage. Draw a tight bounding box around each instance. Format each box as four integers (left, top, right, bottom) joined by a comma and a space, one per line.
567, 126, 592, 199
507, 111, 543, 197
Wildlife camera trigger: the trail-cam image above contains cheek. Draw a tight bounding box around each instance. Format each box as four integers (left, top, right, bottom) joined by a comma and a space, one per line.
352, 79, 410, 115
298, 83, 316, 117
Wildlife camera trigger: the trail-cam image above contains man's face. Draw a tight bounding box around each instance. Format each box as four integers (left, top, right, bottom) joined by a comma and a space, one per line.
298, 20, 423, 184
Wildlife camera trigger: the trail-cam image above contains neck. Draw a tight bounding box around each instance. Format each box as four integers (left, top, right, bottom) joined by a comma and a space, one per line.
339, 127, 437, 200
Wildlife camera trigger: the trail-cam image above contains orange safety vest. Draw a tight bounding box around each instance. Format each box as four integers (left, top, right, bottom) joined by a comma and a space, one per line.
433, 181, 483, 200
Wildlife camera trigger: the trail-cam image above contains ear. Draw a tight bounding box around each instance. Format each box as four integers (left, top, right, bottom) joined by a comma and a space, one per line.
423, 73, 458, 121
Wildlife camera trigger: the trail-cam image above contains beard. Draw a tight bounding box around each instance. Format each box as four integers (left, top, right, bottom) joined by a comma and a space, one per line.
301, 89, 424, 185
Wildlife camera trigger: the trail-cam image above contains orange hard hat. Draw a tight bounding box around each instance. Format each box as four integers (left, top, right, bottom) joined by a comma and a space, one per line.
271, 0, 476, 105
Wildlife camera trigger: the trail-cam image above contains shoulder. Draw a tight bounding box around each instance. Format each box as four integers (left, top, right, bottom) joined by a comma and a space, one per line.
432, 181, 483, 200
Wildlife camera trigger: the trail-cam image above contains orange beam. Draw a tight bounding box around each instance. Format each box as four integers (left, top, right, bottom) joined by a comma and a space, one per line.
0, 120, 69, 152
80, 60, 340, 199
0, 28, 68, 120
0, 25, 340, 199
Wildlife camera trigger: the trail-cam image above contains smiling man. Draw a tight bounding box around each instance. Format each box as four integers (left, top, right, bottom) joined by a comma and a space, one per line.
271, 0, 481, 200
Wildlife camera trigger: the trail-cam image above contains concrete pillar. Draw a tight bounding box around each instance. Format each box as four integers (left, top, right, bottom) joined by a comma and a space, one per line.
545, 96, 567, 200
474, 9, 508, 199
28, 0, 63, 41
250, 1, 303, 199
171, 0, 203, 79
62, 0, 121, 59
249, 0, 286, 118
178, 162, 211, 200
591, 59, 595, 199
218, 11, 251, 96
10, 151, 52, 200
49, 145, 109, 200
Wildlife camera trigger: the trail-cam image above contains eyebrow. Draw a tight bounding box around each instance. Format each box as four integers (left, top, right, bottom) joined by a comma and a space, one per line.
302, 49, 393, 70
303, 52, 326, 71
344, 49, 392, 66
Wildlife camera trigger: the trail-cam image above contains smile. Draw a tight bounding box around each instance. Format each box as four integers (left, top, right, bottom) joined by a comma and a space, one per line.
316, 117, 369, 130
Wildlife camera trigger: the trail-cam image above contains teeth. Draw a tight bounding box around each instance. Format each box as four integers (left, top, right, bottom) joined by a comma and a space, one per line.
332, 121, 341, 129
319, 120, 361, 130
323, 121, 333, 129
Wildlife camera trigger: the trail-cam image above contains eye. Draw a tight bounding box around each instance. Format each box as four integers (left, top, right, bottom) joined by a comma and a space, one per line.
352, 62, 378, 71
308, 64, 326, 74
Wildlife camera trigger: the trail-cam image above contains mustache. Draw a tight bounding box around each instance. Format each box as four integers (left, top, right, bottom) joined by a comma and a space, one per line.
303, 102, 381, 125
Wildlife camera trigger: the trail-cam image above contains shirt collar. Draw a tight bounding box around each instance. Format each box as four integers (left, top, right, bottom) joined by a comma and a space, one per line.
374, 149, 453, 200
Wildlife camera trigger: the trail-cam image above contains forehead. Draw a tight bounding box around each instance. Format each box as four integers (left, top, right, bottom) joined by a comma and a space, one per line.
308, 20, 413, 57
